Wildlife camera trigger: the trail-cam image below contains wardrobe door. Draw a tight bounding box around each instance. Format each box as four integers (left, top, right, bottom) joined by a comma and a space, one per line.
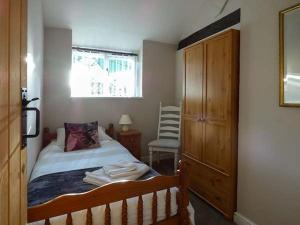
203, 32, 233, 174
182, 43, 204, 161
0, 0, 27, 224
20, 0, 28, 224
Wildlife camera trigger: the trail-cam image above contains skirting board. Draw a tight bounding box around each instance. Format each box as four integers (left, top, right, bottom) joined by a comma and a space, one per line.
234, 212, 257, 225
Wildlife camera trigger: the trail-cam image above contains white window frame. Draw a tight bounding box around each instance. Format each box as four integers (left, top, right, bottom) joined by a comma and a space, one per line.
70, 47, 142, 98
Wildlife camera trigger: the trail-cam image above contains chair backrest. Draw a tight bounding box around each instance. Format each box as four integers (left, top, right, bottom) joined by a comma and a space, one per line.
157, 102, 182, 142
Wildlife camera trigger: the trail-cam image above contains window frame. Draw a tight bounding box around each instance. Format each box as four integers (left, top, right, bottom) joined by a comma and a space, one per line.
70, 47, 142, 99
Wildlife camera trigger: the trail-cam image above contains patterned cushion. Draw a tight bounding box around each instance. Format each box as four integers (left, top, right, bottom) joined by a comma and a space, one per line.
64, 121, 100, 152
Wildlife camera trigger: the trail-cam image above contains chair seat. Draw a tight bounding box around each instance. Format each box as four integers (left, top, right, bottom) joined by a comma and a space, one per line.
148, 139, 180, 148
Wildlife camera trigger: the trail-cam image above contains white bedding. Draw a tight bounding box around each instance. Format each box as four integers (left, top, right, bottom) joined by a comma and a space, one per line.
29, 140, 195, 225
30, 140, 138, 181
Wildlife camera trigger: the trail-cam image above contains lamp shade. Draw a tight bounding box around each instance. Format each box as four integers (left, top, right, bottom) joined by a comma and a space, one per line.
119, 114, 132, 125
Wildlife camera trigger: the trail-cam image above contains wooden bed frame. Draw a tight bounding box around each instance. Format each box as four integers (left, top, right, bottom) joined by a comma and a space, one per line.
30, 124, 191, 225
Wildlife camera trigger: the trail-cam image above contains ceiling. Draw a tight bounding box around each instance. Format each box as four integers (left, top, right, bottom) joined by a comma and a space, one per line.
42, 0, 240, 52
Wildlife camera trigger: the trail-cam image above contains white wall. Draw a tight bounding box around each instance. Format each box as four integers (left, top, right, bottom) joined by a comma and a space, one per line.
27, 0, 44, 180
237, 1, 300, 225
175, 1, 300, 225
43, 28, 177, 158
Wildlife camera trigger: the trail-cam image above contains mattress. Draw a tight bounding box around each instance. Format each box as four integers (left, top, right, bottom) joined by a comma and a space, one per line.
30, 140, 138, 181
28, 140, 195, 225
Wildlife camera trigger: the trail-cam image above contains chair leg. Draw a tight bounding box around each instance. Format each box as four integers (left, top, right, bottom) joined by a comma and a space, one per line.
157, 151, 160, 166
149, 147, 153, 168
174, 151, 178, 174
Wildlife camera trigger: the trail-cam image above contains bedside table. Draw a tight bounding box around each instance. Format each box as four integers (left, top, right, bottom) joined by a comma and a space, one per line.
117, 130, 141, 160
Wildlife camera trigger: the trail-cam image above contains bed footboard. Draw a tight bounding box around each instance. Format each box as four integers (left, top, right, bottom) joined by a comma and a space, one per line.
27, 161, 190, 225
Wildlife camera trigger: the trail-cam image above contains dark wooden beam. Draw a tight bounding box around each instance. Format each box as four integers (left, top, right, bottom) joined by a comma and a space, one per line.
178, 8, 240, 50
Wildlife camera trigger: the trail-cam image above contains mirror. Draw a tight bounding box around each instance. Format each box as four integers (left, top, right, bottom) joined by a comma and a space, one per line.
280, 3, 300, 107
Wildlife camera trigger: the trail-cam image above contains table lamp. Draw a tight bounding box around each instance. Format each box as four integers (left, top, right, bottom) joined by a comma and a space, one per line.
119, 114, 132, 132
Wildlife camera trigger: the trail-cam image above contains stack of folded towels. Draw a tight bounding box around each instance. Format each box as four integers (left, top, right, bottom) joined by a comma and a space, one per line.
83, 161, 150, 186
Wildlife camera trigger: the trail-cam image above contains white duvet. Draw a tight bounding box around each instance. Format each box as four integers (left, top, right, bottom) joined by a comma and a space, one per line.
29, 140, 195, 225
30, 140, 137, 181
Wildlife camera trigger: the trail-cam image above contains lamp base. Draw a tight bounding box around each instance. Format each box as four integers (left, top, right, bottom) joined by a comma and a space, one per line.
121, 125, 129, 132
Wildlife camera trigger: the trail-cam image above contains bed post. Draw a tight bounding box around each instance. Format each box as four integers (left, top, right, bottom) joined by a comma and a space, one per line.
177, 160, 190, 225
106, 123, 115, 139
43, 127, 57, 148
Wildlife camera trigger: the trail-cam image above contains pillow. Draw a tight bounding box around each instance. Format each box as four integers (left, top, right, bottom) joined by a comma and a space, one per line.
56, 127, 65, 147
56, 125, 112, 147
64, 121, 100, 152
98, 126, 113, 141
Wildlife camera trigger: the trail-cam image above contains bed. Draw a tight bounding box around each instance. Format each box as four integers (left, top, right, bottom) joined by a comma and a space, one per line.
27, 124, 194, 225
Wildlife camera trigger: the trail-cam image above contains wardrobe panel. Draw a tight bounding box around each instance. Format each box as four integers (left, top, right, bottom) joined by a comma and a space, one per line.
182, 118, 202, 161
9, 150, 21, 225
0, 165, 9, 225
9, 0, 22, 156
184, 43, 204, 117
203, 123, 231, 173
20, 149, 27, 225
204, 34, 231, 122
0, 0, 9, 169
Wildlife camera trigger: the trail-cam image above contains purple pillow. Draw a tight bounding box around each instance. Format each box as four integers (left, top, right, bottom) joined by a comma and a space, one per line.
64, 121, 100, 152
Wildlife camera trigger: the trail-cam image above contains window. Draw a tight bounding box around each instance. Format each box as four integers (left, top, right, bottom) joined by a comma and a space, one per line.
70, 48, 141, 97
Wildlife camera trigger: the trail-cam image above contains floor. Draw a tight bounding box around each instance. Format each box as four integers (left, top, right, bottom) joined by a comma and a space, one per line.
152, 158, 236, 225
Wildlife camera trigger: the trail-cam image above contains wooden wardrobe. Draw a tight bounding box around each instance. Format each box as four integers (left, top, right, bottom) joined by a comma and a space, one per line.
182, 29, 239, 219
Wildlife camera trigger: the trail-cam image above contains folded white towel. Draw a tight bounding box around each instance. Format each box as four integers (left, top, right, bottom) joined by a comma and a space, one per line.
103, 162, 137, 177
83, 162, 150, 186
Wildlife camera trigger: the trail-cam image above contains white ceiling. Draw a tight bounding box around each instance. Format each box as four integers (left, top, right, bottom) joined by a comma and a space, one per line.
42, 0, 240, 52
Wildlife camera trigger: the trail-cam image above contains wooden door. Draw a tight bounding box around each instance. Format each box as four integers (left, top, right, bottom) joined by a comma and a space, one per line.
202, 32, 233, 174
182, 43, 204, 161
0, 0, 27, 225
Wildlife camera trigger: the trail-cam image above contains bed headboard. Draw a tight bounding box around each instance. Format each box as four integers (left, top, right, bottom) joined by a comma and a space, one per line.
43, 123, 115, 148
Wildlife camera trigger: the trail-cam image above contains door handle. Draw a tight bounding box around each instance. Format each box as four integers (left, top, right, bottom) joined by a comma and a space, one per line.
197, 117, 206, 122
23, 107, 40, 138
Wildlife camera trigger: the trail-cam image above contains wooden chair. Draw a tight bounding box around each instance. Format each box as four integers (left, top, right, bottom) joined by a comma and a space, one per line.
148, 102, 182, 173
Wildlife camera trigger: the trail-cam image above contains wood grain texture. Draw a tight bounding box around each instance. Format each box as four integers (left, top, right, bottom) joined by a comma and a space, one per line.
137, 195, 143, 225
20, 148, 27, 225
105, 204, 111, 225
203, 32, 231, 174
66, 213, 73, 225
86, 208, 92, 225
166, 188, 171, 219
182, 29, 239, 219
44, 218, 50, 225
184, 43, 204, 117
0, 0, 26, 224
121, 199, 128, 225
182, 43, 204, 162
28, 162, 190, 225
0, 165, 9, 225
9, 150, 21, 225
152, 192, 158, 224
20, 0, 27, 88
0, 0, 9, 169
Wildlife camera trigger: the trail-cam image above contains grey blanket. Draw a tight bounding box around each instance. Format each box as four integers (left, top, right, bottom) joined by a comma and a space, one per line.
28, 167, 159, 207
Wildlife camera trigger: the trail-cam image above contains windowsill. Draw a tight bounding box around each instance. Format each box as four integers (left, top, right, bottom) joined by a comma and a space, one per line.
70, 96, 144, 100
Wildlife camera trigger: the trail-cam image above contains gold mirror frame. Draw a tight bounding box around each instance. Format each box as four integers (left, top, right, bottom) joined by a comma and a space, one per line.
279, 3, 300, 107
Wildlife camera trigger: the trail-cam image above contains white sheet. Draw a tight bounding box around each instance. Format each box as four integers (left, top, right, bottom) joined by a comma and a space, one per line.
29, 140, 195, 225
30, 140, 137, 181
